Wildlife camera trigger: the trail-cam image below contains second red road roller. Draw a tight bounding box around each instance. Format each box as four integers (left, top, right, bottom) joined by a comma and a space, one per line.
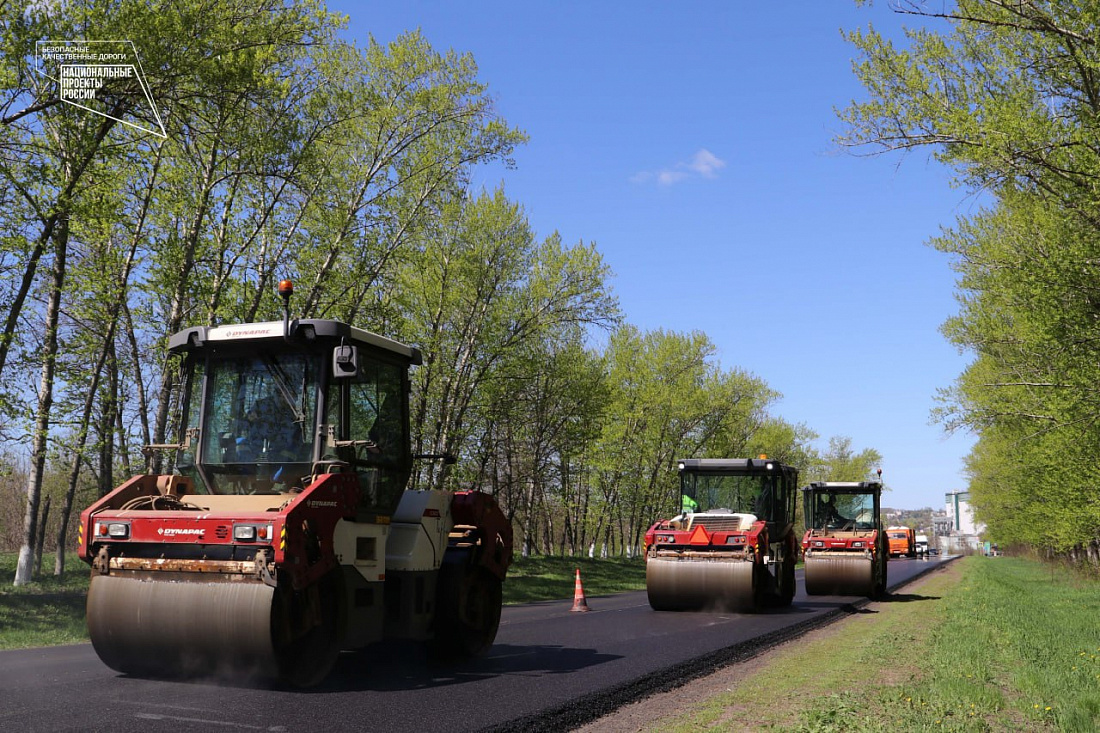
644, 457, 800, 612
801, 481, 887, 598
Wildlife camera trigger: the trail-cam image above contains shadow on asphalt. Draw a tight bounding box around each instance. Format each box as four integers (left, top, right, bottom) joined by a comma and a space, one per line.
114, 640, 621, 694
318, 640, 622, 693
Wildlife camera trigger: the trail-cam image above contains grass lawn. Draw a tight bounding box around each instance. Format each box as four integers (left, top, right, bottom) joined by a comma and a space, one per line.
639, 555, 1100, 733
502, 554, 646, 605
0, 552, 90, 649
0, 551, 645, 649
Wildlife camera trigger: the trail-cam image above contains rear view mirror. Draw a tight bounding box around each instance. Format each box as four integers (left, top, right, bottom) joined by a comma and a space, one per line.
333, 344, 358, 379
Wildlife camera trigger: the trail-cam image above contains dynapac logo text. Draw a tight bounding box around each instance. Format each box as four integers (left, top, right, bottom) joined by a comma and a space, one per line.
157, 527, 205, 536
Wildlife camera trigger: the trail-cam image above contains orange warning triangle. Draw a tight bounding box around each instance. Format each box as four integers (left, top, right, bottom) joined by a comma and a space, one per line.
688, 524, 711, 545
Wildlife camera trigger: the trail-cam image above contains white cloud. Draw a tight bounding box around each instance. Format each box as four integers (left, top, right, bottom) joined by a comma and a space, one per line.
687, 148, 726, 177
631, 148, 727, 186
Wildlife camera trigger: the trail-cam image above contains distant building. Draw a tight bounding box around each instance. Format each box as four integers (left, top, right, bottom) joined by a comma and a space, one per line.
941, 490, 984, 552
945, 491, 984, 535
931, 513, 952, 536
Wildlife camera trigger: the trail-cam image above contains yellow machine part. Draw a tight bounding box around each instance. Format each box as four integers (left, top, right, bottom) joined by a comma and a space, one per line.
646, 556, 756, 612
803, 554, 875, 597
87, 574, 279, 680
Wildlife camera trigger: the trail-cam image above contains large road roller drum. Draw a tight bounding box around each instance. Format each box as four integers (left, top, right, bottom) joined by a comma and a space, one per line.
87, 575, 280, 679
803, 555, 876, 597
87, 570, 344, 686
646, 556, 756, 612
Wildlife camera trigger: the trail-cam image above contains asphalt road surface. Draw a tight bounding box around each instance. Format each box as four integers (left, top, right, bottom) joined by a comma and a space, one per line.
0, 556, 950, 733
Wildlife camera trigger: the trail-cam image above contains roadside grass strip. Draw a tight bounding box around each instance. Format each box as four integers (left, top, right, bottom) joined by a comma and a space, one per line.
502, 554, 646, 605
649, 556, 1100, 733
0, 553, 90, 649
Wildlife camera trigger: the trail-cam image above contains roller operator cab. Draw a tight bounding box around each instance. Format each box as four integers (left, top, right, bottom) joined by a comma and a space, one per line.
77, 299, 513, 687
800, 481, 887, 598
644, 458, 799, 612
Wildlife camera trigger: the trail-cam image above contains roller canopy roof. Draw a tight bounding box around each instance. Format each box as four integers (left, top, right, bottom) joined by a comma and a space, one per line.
167, 319, 423, 365
802, 481, 883, 492
676, 458, 793, 472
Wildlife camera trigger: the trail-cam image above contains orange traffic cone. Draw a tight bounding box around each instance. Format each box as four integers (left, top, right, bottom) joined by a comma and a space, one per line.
571, 567, 590, 612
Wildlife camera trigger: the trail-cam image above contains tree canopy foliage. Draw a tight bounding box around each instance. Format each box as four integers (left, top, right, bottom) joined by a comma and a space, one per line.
0, 1, 882, 580
841, 0, 1100, 560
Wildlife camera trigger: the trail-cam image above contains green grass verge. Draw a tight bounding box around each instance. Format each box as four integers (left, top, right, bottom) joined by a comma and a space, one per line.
643, 555, 1100, 733
501, 554, 647, 605
0, 551, 645, 649
0, 553, 90, 650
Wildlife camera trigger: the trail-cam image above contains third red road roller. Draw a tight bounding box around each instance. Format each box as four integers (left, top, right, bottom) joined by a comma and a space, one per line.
801, 481, 887, 598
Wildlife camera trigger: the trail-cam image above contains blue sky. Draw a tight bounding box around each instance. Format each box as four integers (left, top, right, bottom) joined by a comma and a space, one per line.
336, 2, 978, 511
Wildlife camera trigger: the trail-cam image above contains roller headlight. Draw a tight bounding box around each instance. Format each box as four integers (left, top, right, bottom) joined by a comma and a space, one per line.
95, 521, 130, 539
233, 523, 273, 542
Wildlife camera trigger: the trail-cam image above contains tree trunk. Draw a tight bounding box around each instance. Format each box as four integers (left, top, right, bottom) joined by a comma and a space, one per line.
0, 109, 117, 383
15, 217, 68, 585
34, 495, 51, 578
54, 333, 114, 577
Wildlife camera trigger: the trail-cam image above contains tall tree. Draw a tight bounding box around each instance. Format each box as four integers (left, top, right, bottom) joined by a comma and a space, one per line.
4, 0, 342, 583
840, 1, 1100, 553
805, 435, 883, 484
400, 189, 617, 493
593, 326, 779, 555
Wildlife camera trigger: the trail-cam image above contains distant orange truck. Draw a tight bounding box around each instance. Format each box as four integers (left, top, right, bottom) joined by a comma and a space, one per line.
886, 526, 916, 558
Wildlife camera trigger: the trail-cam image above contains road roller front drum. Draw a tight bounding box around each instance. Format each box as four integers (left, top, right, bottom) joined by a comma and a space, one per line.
87, 570, 346, 687
646, 556, 757, 612
803, 555, 877, 597
87, 574, 279, 680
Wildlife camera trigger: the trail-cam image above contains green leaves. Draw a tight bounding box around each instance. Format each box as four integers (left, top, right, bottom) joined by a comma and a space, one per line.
841, 2, 1100, 554
0, 2, 896, 565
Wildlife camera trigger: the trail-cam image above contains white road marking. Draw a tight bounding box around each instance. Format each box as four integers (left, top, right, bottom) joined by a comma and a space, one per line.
133, 712, 286, 731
